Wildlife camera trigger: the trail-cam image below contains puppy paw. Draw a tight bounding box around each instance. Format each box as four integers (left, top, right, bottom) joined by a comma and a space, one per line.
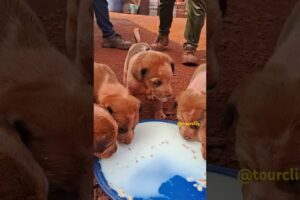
155, 110, 166, 119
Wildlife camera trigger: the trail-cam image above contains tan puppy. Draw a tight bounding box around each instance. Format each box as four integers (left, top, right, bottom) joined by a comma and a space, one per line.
0, 1, 93, 199
124, 43, 175, 119
224, 2, 300, 199
94, 104, 118, 158
94, 63, 141, 144
176, 64, 206, 159
0, 118, 48, 200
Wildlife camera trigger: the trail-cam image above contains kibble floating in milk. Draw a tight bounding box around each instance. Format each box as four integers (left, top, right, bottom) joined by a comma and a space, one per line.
99, 121, 206, 199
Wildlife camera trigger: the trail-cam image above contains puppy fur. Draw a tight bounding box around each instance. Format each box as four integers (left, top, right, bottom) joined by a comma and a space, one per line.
0, 1, 93, 199
224, 2, 300, 199
124, 43, 174, 119
94, 104, 118, 158
176, 64, 206, 159
94, 63, 141, 144
0, 118, 48, 200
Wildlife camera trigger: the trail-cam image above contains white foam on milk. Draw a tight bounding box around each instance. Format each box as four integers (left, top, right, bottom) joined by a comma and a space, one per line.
100, 121, 206, 198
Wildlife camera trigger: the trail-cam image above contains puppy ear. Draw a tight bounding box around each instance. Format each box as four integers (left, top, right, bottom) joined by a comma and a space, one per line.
131, 66, 149, 81
170, 62, 175, 73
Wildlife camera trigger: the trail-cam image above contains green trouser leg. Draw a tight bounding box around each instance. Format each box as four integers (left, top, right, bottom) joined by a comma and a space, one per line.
158, 0, 175, 36
184, 0, 206, 48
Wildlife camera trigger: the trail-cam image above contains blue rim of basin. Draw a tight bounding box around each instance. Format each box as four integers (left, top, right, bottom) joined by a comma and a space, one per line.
94, 119, 239, 200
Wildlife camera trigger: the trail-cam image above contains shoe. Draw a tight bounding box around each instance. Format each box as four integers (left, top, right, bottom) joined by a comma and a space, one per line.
151, 34, 169, 51
102, 33, 132, 50
182, 44, 199, 66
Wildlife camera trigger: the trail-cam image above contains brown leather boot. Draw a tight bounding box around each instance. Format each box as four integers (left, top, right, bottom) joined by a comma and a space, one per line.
102, 33, 132, 50
182, 44, 199, 66
151, 35, 169, 51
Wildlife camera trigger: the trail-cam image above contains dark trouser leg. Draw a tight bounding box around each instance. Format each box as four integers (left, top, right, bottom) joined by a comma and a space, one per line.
93, 0, 115, 38
158, 0, 176, 36
184, 0, 206, 48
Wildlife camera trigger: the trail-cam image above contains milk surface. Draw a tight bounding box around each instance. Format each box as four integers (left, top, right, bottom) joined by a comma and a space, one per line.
100, 121, 206, 199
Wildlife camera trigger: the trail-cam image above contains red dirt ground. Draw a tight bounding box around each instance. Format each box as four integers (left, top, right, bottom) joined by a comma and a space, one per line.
94, 13, 206, 199
94, 13, 206, 120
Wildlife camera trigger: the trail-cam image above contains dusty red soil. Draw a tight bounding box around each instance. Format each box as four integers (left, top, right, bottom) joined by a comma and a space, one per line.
94, 13, 206, 120
207, 0, 298, 168
94, 13, 206, 199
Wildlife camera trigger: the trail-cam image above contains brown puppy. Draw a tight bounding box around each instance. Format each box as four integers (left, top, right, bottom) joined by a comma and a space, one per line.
224, 2, 300, 199
94, 63, 141, 144
94, 104, 118, 158
176, 64, 206, 159
124, 43, 174, 119
0, 1, 93, 199
0, 118, 48, 200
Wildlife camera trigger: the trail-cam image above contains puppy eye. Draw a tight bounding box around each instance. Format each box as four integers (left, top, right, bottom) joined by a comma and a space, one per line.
118, 127, 128, 134
107, 106, 113, 114
153, 80, 162, 87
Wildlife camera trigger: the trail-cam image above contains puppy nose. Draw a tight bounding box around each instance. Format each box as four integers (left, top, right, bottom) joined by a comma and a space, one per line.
184, 135, 191, 140
118, 127, 128, 134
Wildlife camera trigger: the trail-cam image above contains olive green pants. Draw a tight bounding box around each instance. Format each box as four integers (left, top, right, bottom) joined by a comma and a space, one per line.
158, 0, 206, 48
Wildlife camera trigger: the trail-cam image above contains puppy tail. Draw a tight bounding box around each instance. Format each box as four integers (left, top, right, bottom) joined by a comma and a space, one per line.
133, 28, 141, 43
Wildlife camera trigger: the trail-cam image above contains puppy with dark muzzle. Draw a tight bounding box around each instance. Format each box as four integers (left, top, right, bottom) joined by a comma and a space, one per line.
94, 63, 141, 144
94, 103, 118, 158
175, 64, 206, 159
124, 43, 175, 119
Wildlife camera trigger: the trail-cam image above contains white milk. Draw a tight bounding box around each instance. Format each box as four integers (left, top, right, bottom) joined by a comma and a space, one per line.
100, 121, 206, 199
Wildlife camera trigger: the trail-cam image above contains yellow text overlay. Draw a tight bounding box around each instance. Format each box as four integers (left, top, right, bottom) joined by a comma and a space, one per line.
238, 168, 300, 184
178, 121, 200, 128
